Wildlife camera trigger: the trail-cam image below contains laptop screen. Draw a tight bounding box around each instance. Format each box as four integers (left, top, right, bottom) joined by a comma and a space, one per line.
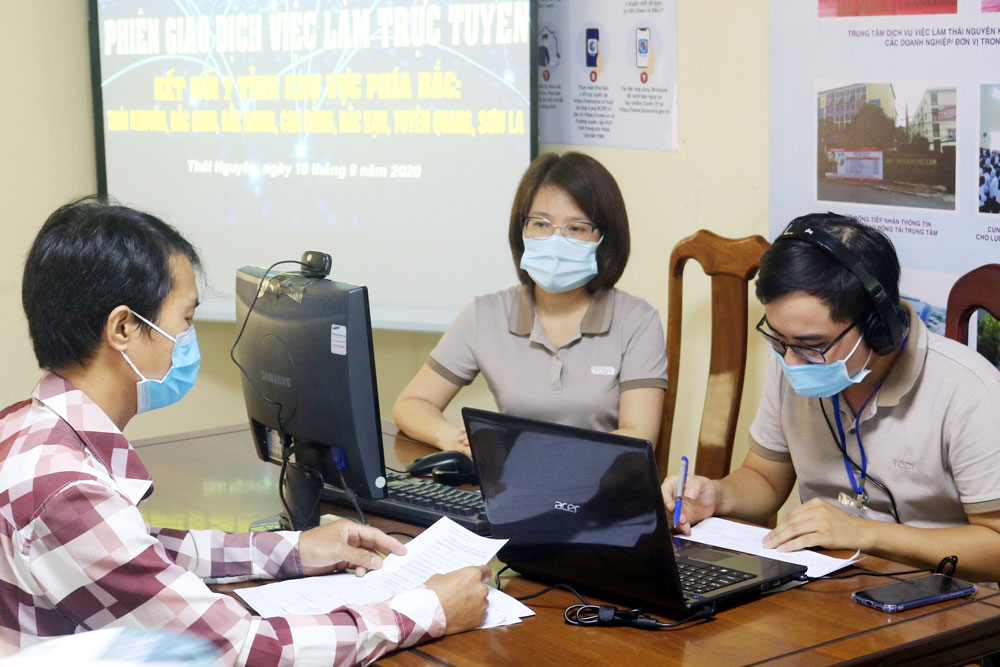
464, 408, 680, 607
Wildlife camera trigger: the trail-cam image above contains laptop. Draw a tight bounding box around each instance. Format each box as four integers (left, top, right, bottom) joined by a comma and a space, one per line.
461, 408, 807, 618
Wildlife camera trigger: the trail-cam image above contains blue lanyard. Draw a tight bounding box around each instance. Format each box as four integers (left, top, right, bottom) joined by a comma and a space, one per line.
832, 389, 879, 498
832, 334, 908, 502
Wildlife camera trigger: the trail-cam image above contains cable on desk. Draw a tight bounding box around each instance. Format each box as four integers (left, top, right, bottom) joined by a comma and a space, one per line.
795, 555, 958, 583
564, 604, 714, 630
515, 582, 589, 605
513, 582, 714, 630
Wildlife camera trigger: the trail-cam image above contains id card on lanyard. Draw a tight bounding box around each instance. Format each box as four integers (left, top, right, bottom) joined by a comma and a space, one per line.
832, 388, 880, 517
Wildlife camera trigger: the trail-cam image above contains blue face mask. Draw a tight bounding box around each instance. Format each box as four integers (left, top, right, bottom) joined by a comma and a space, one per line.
121, 312, 201, 413
777, 333, 872, 398
520, 235, 602, 293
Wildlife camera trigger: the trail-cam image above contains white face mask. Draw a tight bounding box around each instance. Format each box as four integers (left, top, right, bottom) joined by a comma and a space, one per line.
519, 235, 602, 293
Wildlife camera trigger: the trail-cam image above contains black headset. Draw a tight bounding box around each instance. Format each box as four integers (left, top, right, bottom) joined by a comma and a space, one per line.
776, 220, 906, 356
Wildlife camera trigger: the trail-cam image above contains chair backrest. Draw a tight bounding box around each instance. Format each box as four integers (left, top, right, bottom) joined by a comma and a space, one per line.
945, 263, 1000, 345
656, 229, 770, 480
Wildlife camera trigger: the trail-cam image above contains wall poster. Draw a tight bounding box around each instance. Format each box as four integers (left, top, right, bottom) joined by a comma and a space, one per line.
771, 0, 1000, 369
537, 0, 678, 151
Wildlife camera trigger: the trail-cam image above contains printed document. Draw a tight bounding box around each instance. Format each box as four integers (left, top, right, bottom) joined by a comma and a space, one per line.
236, 517, 534, 628
686, 517, 861, 578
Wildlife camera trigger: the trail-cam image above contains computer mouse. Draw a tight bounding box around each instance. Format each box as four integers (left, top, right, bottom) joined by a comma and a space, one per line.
406, 450, 478, 486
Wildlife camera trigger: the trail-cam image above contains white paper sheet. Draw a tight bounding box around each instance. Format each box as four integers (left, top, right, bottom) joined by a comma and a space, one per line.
235, 517, 534, 628
685, 517, 861, 579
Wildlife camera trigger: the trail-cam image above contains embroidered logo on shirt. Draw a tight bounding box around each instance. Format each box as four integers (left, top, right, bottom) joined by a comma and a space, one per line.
591, 366, 616, 376
892, 459, 915, 471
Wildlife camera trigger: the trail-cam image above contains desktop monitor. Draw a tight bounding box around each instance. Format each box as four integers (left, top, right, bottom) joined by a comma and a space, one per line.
234, 265, 387, 528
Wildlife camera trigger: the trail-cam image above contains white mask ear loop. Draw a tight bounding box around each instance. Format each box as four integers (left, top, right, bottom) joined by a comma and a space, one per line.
121, 349, 151, 382
841, 331, 873, 378
120, 311, 176, 382
130, 311, 177, 343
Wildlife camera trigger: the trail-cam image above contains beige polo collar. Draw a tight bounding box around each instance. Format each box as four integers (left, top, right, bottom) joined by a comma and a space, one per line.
874, 300, 927, 408
508, 285, 615, 336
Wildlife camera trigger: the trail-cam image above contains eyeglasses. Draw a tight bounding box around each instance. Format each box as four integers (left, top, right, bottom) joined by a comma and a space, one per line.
755, 315, 861, 364
523, 217, 599, 241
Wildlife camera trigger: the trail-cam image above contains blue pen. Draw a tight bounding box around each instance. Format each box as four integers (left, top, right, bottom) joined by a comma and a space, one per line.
672, 456, 689, 529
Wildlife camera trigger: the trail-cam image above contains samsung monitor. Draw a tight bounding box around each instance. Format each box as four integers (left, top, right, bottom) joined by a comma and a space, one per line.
234, 264, 386, 529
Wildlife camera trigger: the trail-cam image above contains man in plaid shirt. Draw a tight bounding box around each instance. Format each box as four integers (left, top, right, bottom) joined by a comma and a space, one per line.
0, 198, 489, 665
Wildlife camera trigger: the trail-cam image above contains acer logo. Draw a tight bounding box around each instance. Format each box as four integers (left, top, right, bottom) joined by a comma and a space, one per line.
554, 501, 579, 513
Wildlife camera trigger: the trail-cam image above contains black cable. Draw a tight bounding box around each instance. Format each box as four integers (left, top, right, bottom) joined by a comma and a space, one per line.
937, 555, 959, 576
512, 582, 714, 629
230, 260, 307, 413
336, 466, 367, 526
796, 556, 957, 583
230, 260, 320, 529
819, 398, 901, 522
515, 583, 589, 604
796, 567, 931, 583
384, 465, 407, 474
494, 564, 512, 590
564, 604, 713, 629
276, 443, 324, 531
385, 531, 417, 540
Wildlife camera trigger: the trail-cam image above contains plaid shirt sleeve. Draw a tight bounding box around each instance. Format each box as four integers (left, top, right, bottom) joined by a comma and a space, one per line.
146, 525, 303, 584
25, 478, 446, 666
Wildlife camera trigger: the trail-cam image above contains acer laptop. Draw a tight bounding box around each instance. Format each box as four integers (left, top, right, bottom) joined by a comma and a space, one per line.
462, 408, 807, 618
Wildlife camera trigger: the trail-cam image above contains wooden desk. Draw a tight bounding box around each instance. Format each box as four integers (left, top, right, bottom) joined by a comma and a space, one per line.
136, 426, 1000, 667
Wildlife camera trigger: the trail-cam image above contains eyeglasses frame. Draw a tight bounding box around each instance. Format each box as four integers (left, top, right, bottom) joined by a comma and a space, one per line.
755, 314, 863, 364
522, 216, 600, 240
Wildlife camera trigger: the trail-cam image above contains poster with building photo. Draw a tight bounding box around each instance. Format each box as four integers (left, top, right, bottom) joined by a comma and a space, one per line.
771, 0, 1000, 369
817, 83, 955, 210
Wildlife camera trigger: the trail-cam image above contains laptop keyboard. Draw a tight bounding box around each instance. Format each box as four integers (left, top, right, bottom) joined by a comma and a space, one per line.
677, 560, 755, 596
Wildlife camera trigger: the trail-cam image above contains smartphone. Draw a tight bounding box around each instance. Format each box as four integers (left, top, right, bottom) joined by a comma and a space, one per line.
585, 28, 599, 68
636, 28, 650, 68
852, 574, 976, 613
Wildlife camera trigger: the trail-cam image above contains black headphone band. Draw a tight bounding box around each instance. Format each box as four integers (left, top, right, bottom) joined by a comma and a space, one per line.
778, 220, 904, 352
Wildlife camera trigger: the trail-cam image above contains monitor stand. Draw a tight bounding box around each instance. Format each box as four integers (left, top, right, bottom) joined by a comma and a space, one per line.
280, 460, 323, 529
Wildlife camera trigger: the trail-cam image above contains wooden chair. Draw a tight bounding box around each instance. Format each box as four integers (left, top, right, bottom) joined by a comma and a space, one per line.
655, 230, 771, 481
944, 263, 1000, 345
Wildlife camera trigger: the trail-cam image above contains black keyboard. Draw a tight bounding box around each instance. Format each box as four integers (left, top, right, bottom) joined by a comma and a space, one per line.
321, 471, 491, 535
677, 560, 755, 596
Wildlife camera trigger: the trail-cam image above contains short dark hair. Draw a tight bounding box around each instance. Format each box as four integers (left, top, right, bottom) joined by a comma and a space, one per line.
755, 212, 901, 324
508, 152, 630, 293
22, 196, 201, 370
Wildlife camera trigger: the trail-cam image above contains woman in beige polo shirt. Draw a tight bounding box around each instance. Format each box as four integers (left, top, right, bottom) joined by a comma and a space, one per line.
393, 152, 668, 456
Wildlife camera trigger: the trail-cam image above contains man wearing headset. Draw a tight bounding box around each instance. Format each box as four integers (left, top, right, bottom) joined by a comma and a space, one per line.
663, 212, 1000, 582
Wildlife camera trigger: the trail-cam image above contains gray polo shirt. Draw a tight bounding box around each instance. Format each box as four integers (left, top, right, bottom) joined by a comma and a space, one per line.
750, 302, 1000, 528
428, 285, 668, 433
